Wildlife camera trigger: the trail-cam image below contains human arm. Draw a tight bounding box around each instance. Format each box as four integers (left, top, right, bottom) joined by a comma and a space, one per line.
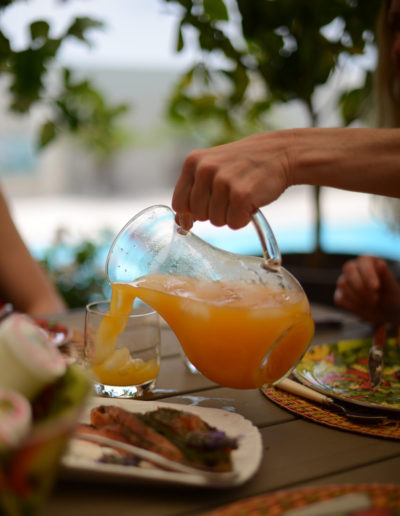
0, 190, 66, 316
334, 255, 400, 326
172, 127, 400, 229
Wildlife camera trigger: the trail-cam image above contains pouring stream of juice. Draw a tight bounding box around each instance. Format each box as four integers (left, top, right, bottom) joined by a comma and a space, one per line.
92, 273, 314, 389
90, 291, 160, 387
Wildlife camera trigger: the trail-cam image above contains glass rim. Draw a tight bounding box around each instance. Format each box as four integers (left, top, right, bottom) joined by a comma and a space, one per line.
85, 299, 157, 318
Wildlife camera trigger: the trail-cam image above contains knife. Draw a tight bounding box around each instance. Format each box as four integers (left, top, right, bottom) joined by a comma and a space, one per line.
368, 324, 387, 389
276, 378, 386, 423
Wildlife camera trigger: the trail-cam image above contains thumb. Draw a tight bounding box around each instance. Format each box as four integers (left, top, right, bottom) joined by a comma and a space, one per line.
377, 261, 400, 293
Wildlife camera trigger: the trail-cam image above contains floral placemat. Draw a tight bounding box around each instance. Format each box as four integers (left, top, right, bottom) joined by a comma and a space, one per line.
206, 484, 400, 515
261, 384, 400, 439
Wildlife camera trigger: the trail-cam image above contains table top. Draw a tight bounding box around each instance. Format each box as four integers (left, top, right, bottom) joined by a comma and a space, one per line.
44, 304, 400, 516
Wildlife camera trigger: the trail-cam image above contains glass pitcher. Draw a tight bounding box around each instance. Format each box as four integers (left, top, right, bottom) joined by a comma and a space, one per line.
105, 205, 314, 389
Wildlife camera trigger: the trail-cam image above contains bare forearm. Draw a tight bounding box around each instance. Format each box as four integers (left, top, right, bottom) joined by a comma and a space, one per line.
0, 240, 66, 316
290, 128, 400, 197
0, 189, 66, 316
18, 262, 66, 316
172, 127, 400, 229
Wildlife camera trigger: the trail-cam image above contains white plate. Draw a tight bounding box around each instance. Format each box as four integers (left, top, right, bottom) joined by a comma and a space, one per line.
61, 397, 263, 488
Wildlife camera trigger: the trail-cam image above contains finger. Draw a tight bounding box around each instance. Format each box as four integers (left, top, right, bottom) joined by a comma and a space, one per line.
334, 288, 380, 323
189, 159, 219, 221
341, 260, 370, 293
335, 273, 380, 309
335, 274, 362, 300
357, 255, 384, 290
226, 204, 252, 230
190, 182, 210, 222
175, 212, 193, 231
376, 260, 399, 291
208, 174, 229, 226
224, 165, 259, 229
334, 284, 363, 311
172, 152, 198, 214
333, 287, 353, 310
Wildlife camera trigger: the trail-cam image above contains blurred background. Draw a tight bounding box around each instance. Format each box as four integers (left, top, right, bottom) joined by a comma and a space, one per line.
1, 0, 399, 308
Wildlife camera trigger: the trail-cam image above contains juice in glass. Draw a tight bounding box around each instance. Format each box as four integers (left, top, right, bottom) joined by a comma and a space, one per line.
86, 300, 160, 394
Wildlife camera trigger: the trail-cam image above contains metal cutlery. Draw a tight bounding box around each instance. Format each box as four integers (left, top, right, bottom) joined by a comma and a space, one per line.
277, 378, 387, 424
368, 324, 387, 389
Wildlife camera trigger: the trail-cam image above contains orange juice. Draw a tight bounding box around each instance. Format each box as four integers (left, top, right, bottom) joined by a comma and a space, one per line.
89, 295, 159, 387
108, 274, 314, 389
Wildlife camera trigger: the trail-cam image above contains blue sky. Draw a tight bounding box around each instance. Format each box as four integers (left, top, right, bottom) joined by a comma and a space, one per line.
1, 0, 197, 68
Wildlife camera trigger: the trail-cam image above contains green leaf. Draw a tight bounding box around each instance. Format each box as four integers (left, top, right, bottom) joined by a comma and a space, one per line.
203, 0, 228, 22
339, 71, 372, 125
66, 17, 104, 43
60, 67, 72, 88
0, 29, 11, 57
9, 49, 46, 112
41, 37, 62, 57
0, 0, 15, 9
39, 120, 56, 147
30, 20, 50, 40
177, 24, 184, 52
225, 65, 249, 103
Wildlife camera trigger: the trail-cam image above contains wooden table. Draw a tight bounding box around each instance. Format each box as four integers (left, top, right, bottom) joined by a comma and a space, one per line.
43, 305, 400, 516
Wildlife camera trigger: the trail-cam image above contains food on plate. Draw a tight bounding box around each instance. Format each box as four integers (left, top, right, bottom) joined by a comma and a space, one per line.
0, 313, 67, 400
80, 405, 183, 462
77, 405, 239, 472
0, 388, 32, 452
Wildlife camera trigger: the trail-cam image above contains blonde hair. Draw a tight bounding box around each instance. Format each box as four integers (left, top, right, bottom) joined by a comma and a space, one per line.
375, 0, 400, 127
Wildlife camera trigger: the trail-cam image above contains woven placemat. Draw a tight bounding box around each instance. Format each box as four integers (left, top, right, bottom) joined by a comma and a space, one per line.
261, 385, 400, 439
206, 484, 400, 515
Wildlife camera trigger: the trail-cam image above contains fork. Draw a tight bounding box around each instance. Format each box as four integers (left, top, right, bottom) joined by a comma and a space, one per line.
277, 378, 387, 424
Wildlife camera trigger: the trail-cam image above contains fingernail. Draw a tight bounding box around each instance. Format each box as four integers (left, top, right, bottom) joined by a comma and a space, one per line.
178, 213, 193, 232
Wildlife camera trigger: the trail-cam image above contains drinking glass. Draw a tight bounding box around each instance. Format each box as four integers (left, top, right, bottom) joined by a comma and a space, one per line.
84, 299, 161, 398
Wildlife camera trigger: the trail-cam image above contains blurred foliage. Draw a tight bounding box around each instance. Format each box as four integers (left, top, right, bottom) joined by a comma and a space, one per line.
0, 0, 130, 159
163, 0, 380, 142
39, 230, 112, 309
162, 0, 381, 252
41, 69, 131, 161
1, 1, 385, 307
0, 0, 132, 307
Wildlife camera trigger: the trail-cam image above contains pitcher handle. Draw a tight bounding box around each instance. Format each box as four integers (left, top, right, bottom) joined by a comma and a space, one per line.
251, 210, 281, 272
178, 209, 281, 272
